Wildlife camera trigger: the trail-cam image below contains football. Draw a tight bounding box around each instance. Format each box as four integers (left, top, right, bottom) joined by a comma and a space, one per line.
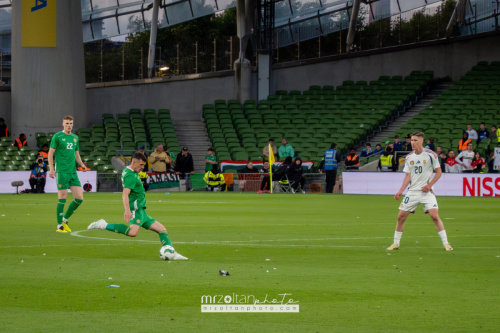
159, 245, 175, 260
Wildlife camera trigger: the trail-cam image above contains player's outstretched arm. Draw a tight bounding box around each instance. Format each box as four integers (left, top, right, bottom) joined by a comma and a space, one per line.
395, 172, 411, 200
122, 188, 132, 223
48, 148, 56, 178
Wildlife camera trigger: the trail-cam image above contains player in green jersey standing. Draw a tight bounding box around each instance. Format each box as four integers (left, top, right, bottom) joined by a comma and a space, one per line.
48, 115, 87, 233
87, 152, 187, 260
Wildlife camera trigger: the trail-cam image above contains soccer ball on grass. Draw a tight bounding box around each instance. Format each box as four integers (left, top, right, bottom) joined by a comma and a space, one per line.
159, 245, 175, 260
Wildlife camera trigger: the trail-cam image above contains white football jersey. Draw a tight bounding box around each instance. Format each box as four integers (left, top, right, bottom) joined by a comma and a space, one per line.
403, 149, 440, 192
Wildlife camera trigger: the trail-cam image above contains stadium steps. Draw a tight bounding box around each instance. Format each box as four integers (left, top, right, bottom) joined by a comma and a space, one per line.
172, 120, 211, 173
360, 81, 452, 149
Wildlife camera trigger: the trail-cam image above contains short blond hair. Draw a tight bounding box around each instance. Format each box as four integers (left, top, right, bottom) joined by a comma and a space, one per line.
63, 115, 74, 121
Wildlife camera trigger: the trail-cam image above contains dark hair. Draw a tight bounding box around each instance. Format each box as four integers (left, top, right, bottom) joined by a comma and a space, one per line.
428, 137, 434, 143
269, 139, 274, 142
208, 147, 214, 152
366, 143, 371, 147
394, 135, 399, 139
132, 152, 147, 162
330, 142, 337, 149
0, 117, 4, 122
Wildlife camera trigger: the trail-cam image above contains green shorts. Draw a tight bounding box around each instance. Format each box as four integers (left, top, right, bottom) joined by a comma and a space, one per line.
129, 207, 156, 229
56, 172, 81, 190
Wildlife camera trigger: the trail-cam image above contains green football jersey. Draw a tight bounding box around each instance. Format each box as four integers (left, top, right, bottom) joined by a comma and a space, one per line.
205, 154, 217, 172
50, 131, 79, 173
122, 167, 146, 209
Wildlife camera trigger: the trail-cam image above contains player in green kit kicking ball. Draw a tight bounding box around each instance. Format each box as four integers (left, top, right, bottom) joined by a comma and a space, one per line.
48, 115, 87, 233
87, 152, 188, 260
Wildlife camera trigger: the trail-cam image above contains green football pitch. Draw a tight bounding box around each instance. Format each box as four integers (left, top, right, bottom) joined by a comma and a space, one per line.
0, 192, 498, 332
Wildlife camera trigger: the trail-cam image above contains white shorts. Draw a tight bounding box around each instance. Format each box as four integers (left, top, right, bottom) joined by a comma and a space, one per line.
399, 191, 438, 213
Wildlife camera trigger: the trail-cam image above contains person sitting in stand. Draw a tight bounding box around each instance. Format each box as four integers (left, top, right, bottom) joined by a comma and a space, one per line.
278, 138, 294, 160
456, 141, 474, 173
465, 123, 478, 141
393, 136, 403, 151
345, 148, 360, 171
258, 161, 271, 193
445, 150, 461, 173
204, 147, 217, 173
378, 147, 397, 172
29, 155, 48, 193
372, 144, 384, 156
204, 164, 226, 191
13, 133, 27, 150
360, 143, 373, 158
425, 137, 435, 152
240, 161, 259, 174
273, 156, 293, 181
477, 122, 489, 145
286, 156, 306, 193
458, 131, 471, 153
471, 151, 486, 173
38, 143, 49, 162
137, 145, 148, 158
150, 144, 169, 173
403, 135, 412, 151
77, 160, 91, 171
439, 152, 448, 172
0, 117, 9, 138
262, 139, 277, 162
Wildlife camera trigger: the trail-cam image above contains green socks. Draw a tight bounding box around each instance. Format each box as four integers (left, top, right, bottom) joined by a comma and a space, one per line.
106, 224, 130, 235
63, 199, 83, 220
159, 230, 172, 246
57, 199, 66, 224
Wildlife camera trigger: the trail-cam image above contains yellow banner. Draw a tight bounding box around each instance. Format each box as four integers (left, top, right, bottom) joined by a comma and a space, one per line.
22, 0, 57, 47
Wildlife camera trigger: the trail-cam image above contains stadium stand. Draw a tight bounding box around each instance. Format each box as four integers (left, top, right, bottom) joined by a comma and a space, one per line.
382, 62, 500, 160
203, 71, 433, 169
0, 137, 40, 171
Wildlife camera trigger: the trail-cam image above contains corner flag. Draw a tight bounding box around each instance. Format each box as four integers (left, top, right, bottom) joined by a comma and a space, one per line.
269, 144, 275, 193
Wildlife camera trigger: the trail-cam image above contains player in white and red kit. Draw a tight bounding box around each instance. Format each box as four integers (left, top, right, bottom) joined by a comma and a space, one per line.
387, 132, 453, 251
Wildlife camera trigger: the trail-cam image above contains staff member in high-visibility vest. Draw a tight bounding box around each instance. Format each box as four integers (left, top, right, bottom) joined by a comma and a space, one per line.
204, 164, 226, 191
13, 133, 27, 150
457, 132, 471, 153
345, 148, 360, 171
318, 143, 340, 193
378, 147, 397, 172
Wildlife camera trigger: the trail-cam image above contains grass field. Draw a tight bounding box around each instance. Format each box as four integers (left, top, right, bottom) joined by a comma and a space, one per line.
0, 192, 498, 332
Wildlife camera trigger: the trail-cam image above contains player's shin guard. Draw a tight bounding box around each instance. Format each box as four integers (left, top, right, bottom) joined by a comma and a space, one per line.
159, 230, 172, 246
57, 199, 67, 224
105, 224, 130, 235
63, 199, 83, 221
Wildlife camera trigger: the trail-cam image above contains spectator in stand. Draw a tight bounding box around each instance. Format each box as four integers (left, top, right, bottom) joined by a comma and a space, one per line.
471, 151, 486, 173
164, 146, 176, 167
318, 143, 340, 193
29, 155, 48, 193
13, 133, 27, 150
493, 124, 500, 145
258, 161, 271, 193
262, 139, 277, 162
372, 144, 384, 156
477, 123, 489, 144
487, 151, 498, 173
425, 137, 435, 152
150, 144, 169, 173
458, 132, 471, 153
77, 160, 91, 171
393, 136, 403, 151
439, 152, 448, 172
175, 147, 195, 191
456, 142, 474, 173
466, 124, 478, 141
345, 148, 360, 171
445, 150, 461, 173
278, 138, 294, 160
403, 135, 412, 151
360, 143, 373, 158
287, 157, 306, 193
204, 147, 217, 172
0, 117, 9, 138
38, 143, 50, 162
378, 147, 397, 172
273, 156, 293, 181
240, 161, 259, 174
137, 145, 148, 158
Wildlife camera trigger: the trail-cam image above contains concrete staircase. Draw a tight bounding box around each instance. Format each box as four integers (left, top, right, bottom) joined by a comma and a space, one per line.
358, 81, 453, 153
172, 120, 212, 173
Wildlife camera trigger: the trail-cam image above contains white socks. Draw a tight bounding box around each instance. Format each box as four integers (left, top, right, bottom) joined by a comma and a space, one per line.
393, 231, 403, 245
438, 230, 449, 245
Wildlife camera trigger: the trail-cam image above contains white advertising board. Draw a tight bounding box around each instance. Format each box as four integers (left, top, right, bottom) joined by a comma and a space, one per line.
0, 171, 98, 194
343, 172, 500, 197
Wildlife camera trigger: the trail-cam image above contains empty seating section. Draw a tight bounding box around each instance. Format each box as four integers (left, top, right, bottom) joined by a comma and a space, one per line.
77, 108, 180, 172
388, 62, 500, 156
0, 137, 38, 171
204, 72, 432, 165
